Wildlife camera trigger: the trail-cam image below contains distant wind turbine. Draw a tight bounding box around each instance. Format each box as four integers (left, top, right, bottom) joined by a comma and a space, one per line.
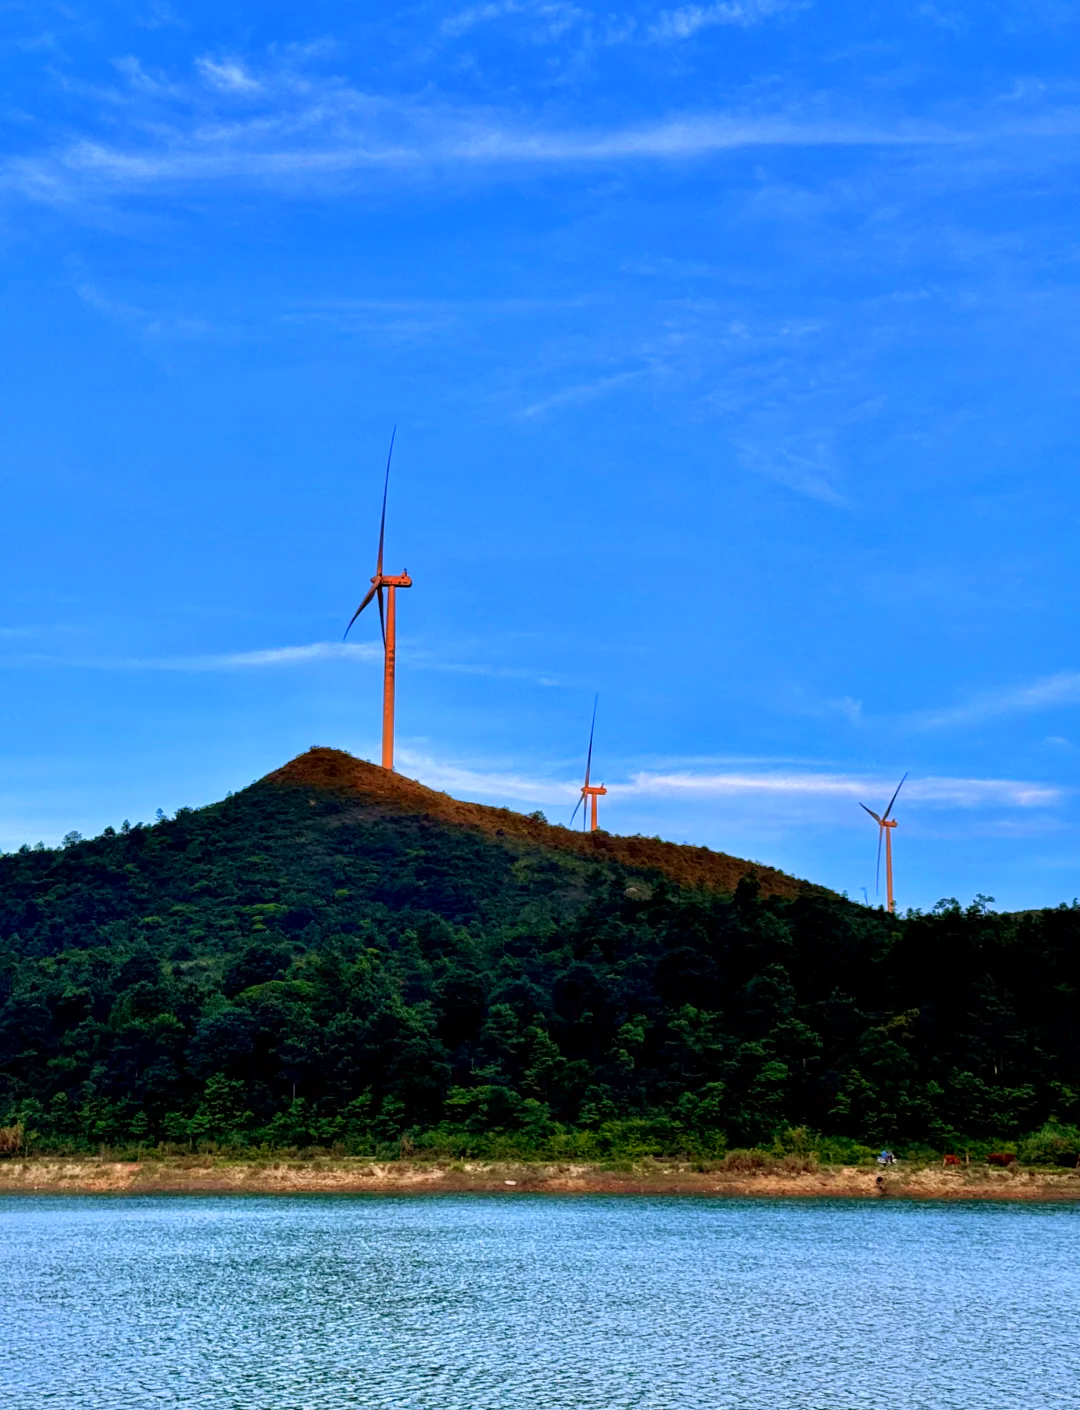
344, 428, 412, 771
860, 773, 907, 914
570, 696, 607, 832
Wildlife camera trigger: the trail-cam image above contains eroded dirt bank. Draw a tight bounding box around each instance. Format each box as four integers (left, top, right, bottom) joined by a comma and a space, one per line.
2, 1158, 1079, 1200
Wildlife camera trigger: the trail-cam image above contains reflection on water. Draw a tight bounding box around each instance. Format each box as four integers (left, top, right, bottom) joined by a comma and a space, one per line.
1, 1194, 1077, 1408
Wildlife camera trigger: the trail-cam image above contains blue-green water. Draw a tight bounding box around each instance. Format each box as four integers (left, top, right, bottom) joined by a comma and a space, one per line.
1, 1195, 1076, 1408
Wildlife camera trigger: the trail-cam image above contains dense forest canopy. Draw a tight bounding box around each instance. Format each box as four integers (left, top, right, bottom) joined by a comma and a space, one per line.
1, 748, 1078, 1162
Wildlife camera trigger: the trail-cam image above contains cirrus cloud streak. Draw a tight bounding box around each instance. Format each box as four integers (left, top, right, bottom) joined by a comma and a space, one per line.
916, 670, 1080, 729
616, 769, 1060, 810
396, 752, 1062, 816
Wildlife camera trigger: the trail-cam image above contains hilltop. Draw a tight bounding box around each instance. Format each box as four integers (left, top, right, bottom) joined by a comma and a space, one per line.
266, 746, 818, 901
0, 746, 1079, 1164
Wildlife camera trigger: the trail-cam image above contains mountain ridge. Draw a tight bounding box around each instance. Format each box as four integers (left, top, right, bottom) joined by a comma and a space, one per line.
267, 747, 821, 902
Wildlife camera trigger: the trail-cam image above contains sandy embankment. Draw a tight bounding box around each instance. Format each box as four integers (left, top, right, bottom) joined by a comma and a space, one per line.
1, 1157, 1079, 1199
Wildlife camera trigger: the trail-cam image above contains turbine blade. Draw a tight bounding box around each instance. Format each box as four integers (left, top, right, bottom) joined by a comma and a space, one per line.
376, 426, 395, 577
343, 584, 378, 639
583, 694, 598, 788
882, 771, 908, 822
377, 584, 386, 649
860, 803, 883, 824
570, 792, 584, 826
876, 825, 883, 896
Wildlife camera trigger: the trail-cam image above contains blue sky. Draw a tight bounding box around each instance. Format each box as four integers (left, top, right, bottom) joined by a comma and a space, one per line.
2, 0, 1080, 911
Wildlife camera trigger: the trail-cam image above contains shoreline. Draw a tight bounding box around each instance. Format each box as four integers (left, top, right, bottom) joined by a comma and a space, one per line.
2, 1157, 1079, 1200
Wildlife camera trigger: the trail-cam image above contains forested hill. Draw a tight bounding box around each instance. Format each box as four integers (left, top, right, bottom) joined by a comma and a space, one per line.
1, 746, 1079, 1162
264, 746, 816, 900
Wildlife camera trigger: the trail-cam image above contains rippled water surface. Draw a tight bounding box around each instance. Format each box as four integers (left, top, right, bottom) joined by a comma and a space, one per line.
1, 1194, 1077, 1408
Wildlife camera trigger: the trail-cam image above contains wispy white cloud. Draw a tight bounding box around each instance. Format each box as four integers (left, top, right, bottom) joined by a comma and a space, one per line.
74, 282, 220, 339
195, 56, 263, 94
522, 369, 646, 417
393, 752, 1063, 816
152, 642, 381, 669
615, 770, 1061, 809
441, 1, 587, 41
634, 752, 848, 768
735, 440, 848, 507
136, 1, 184, 31
111, 55, 184, 97
4, 16, 1080, 212
439, 0, 796, 46
398, 749, 580, 805
650, 1, 798, 42
285, 293, 579, 349
424, 658, 561, 686
0, 642, 382, 671
2, 76, 962, 204
0, 640, 560, 685
155, 641, 560, 684
917, 670, 1080, 728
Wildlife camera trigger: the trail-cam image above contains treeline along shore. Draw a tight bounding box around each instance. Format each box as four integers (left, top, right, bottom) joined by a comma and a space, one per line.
2, 748, 1080, 1175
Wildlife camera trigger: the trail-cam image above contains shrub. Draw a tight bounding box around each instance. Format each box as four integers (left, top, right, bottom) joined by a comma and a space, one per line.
804, 1134, 877, 1166
776, 1153, 818, 1174
1018, 1123, 1080, 1167
719, 1148, 769, 1172
0, 1123, 24, 1156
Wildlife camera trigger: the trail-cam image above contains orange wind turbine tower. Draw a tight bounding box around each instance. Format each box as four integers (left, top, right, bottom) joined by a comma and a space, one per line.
860, 773, 907, 914
343, 428, 412, 771
570, 696, 607, 832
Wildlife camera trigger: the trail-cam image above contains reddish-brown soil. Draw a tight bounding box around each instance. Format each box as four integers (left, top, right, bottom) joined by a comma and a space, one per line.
265, 748, 823, 901
3, 1157, 1078, 1200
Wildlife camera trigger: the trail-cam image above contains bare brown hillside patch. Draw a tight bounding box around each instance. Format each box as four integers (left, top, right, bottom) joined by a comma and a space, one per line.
263, 747, 824, 901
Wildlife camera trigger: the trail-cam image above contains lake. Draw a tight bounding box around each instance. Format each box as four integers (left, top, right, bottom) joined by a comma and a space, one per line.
1, 1194, 1076, 1408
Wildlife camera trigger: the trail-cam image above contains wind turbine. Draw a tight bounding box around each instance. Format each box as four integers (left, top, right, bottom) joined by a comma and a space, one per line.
570, 696, 607, 832
344, 428, 412, 771
860, 773, 907, 914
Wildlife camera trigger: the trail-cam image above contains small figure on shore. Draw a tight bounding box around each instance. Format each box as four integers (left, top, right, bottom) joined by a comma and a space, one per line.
876, 1149, 895, 1166
943, 1153, 960, 1166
